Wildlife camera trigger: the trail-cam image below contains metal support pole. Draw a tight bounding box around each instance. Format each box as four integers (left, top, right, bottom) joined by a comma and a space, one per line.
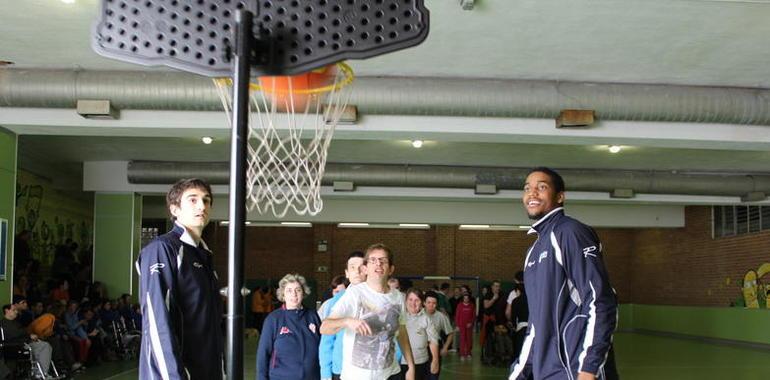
226, 9, 252, 380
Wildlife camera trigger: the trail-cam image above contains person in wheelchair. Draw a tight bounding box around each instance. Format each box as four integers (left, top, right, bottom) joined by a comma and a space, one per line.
1, 304, 55, 379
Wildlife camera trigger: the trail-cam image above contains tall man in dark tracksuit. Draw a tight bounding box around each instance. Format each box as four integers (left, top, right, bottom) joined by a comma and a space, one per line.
510, 167, 619, 380
136, 178, 224, 380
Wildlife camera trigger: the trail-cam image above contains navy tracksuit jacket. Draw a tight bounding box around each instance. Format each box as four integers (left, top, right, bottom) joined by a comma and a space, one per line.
256, 307, 321, 380
510, 208, 617, 380
136, 224, 224, 380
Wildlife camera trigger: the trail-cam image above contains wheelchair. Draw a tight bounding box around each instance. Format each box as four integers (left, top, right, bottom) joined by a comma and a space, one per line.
0, 327, 62, 380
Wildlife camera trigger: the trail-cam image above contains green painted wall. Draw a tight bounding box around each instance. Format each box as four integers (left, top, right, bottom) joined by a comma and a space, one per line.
0, 129, 17, 305
15, 169, 93, 266
93, 193, 142, 301
621, 304, 770, 345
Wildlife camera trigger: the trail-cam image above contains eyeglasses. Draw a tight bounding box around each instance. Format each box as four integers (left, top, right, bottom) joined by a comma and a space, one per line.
367, 257, 390, 265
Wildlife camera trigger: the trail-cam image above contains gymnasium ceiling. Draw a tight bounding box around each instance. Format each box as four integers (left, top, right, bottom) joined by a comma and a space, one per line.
2, 0, 770, 203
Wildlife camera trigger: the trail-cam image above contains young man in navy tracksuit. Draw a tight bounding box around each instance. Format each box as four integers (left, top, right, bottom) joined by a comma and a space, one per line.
510, 167, 619, 380
136, 178, 224, 380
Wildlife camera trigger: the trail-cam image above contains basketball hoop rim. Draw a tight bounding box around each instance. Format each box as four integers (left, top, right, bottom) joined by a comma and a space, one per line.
214, 62, 354, 95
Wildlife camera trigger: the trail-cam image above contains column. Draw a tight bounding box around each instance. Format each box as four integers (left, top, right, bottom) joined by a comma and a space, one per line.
0, 129, 17, 305
93, 193, 142, 300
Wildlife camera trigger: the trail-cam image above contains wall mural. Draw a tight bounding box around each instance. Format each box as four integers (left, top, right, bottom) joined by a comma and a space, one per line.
14, 170, 93, 268
739, 263, 770, 309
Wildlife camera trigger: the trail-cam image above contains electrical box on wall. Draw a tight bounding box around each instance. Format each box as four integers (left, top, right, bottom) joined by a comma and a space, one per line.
316, 266, 329, 273
317, 240, 328, 252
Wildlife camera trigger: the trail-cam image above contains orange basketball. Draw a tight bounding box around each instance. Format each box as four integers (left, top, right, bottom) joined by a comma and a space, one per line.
258, 64, 338, 112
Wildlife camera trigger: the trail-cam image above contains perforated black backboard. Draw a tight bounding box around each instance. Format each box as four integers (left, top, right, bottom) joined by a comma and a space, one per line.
93, 0, 429, 77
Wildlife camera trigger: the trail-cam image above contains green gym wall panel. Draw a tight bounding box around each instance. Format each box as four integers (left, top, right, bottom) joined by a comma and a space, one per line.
626, 303, 770, 345
93, 193, 141, 301
0, 129, 17, 305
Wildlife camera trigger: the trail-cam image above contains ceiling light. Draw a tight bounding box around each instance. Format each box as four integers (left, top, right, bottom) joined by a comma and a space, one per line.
608, 145, 622, 153
459, 224, 490, 230
280, 222, 312, 227
411, 139, 423, 148
399, 223, 430, 228
61, 0, 76, 3
201, 136, 214, 144
338, 222, 370, 228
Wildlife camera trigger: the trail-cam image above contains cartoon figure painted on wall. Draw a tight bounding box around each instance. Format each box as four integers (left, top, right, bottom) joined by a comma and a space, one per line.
741, 263, 770, 309
15, 172, 94, 267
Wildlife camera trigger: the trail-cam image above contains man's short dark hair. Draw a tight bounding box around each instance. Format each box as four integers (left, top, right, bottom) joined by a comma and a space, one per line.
330, 274, 350, 288
424, 291, 439, 302
348, 250, 365, 261
365, 243, 393, 266
527, 167, 565, 194
440, 282, 450, 291
166, 178, 213, 218
514, 270, 524, 283
2, 304, 13, 314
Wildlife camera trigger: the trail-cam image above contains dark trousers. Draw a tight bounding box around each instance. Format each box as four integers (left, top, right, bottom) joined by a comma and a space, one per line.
393, 362, 429, 380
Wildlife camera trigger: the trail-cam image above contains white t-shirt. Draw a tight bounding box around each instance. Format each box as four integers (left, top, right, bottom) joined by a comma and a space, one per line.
507, 289, 521, 305
329, 282, 406, 380
401, 310, 439, 365
426, 310, 453, 337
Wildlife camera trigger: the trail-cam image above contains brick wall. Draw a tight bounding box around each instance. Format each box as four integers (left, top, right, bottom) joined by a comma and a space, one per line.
208, 205, 767, 306
631, 206, 770, 306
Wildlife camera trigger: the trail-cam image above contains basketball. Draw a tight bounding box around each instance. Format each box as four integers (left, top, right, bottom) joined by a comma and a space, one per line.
258, 65, 338, 112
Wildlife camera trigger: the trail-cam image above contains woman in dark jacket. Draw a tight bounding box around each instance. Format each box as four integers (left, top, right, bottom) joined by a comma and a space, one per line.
256, 273, 321, 380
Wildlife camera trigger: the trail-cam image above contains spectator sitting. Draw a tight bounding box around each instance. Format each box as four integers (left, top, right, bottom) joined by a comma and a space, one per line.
12, 295, 34, 327
1, 304, 55, 378
50, 279, 71, 304
63, 301, 91, 364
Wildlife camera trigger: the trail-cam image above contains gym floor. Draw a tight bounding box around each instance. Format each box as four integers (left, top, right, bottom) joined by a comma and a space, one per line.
76, 332, 770, 380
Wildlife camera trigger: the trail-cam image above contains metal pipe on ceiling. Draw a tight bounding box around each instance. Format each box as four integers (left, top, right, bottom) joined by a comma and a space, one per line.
127, 161, 770, 197
2, 69, 770, 125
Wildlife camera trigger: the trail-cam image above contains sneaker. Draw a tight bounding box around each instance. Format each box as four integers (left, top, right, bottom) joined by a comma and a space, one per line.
71, 362, 83, 371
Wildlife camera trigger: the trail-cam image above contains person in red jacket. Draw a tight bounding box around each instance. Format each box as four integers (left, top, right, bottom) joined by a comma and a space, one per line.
454, 292, 476, 361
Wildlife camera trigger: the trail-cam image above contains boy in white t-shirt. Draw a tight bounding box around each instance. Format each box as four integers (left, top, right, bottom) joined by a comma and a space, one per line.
321, 243, 416, 380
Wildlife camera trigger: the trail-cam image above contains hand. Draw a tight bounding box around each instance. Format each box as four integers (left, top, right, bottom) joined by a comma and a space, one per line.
577, 371, 596, 380
30, 334, 38, 341
440, 347, 448, 356
466, 323, 472, 328
346, 318, 372, 336
430, 359, 439, 374
405, 365, 415, 380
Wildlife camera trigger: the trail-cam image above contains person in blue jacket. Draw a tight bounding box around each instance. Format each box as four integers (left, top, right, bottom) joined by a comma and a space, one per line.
318, 251, 366, 380
257, 273, 321, 380
509, 167, 619, 380
136, 178, 224, 380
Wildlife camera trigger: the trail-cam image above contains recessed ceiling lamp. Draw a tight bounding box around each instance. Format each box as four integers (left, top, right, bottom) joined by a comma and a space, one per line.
411, 139, 423, 148
201, 136, 214, 144
608, 145, 622, 153
61, 0, 76, 4
338, 222, 370, 227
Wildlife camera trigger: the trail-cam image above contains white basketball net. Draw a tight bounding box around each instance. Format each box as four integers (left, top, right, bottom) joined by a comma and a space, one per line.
214, 63, 353, 218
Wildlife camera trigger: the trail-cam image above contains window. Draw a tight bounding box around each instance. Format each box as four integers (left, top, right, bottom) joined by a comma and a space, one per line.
713, 205, 769, 238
